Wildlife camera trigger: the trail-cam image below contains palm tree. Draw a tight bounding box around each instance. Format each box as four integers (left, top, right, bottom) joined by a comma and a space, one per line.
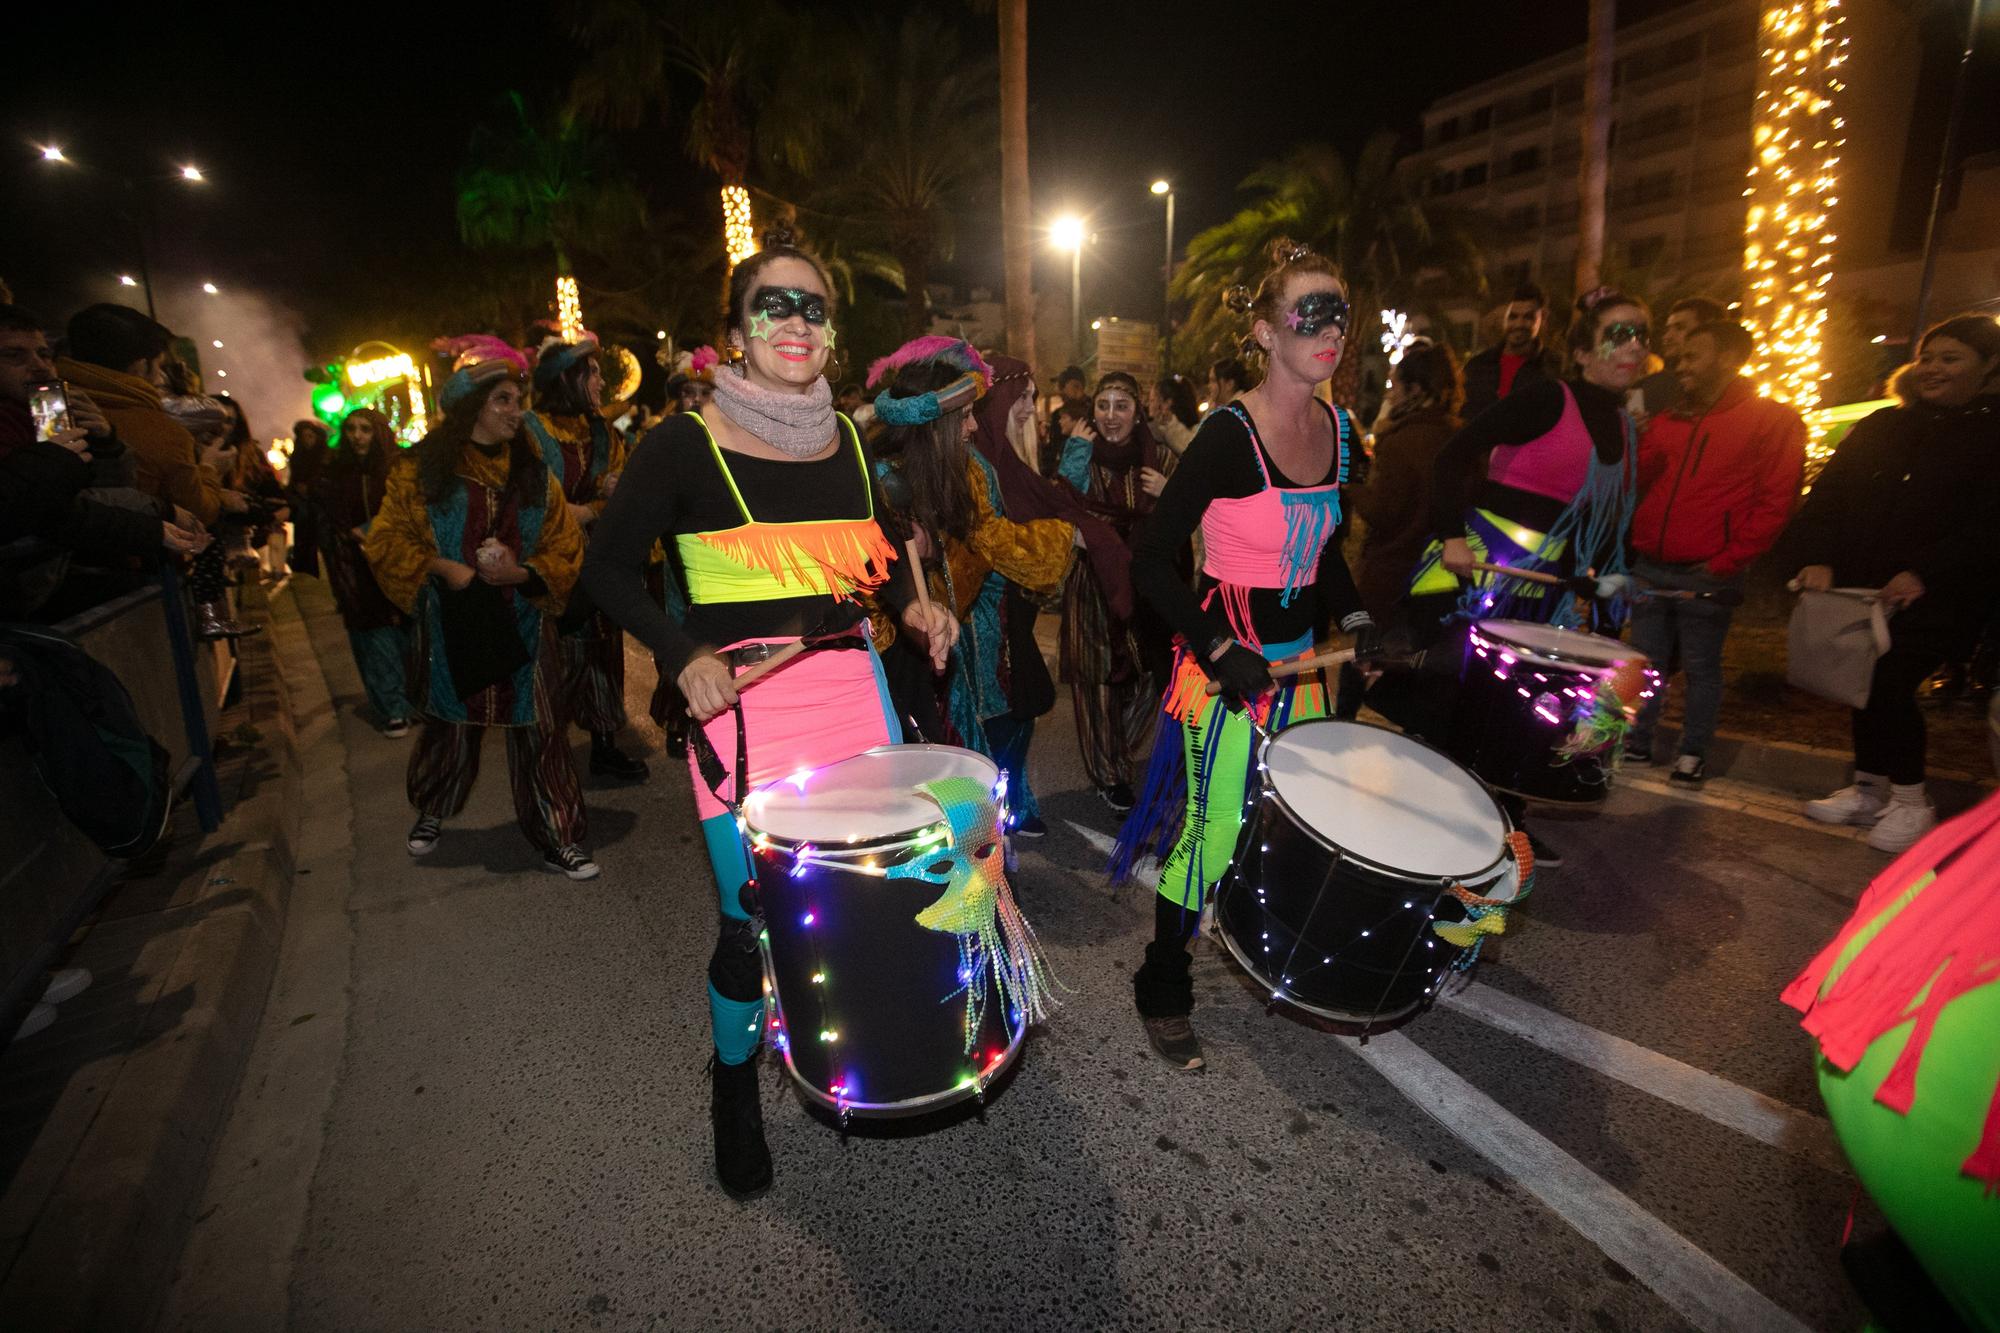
792, 13, 997, 338
1575, 0, 1615, 293
997, 0, 1034, 366
567, 1, 844, 318
455, 92, 646, 335
1172, 135, 1486, 406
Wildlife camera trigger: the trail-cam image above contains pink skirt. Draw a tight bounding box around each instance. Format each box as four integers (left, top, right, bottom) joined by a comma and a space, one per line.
686, 638, 900, 820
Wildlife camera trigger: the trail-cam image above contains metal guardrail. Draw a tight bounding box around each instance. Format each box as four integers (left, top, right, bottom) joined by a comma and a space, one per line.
1, 570, 225, 1040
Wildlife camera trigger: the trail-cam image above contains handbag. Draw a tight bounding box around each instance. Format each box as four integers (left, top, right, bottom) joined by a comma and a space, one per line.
1787, 588, 1889, 709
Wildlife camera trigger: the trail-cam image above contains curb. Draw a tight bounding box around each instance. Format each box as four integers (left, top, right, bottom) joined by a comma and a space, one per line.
0, 585, 319, 1329
1648, 721, 1995, 817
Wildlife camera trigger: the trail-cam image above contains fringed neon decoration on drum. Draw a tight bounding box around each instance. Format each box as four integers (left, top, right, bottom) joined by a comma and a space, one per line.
741, 745, 1054, 1120
1449, 621, 1659, 805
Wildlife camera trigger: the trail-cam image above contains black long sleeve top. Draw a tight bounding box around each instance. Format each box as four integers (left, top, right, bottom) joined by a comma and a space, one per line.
1427, 376, 1629, 541
1132, 404, 1363, 653
581, 412, 917, 676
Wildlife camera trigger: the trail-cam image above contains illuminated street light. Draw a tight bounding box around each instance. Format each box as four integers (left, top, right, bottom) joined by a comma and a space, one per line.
41, 145, 66, 162
1091, 319, 1103, 331
181, 165, 204, 182
211, 339, 224, 349
118, 275, 137, 287
216, 369, 227, 378
1051, 214, 1088, 353
1151, 179, 1177, 369
202, 282, 219, 295
1050, 215, 1086, 252
655, 330, 667, 340
1150, 179, 1170, 196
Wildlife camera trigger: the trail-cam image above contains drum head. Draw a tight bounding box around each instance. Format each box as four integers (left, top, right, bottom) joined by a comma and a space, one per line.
742, 743, 999, 844
1477, 619, 1640, 670
1263, 720, 1507, 879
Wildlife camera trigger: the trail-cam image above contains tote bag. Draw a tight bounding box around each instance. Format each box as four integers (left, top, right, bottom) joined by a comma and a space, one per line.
1787, 588, 1889, 709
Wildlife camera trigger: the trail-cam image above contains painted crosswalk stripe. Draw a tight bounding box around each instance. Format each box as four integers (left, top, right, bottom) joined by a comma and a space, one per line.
1439, 982, 1848, 1175
1341, 1029, 1813, 1333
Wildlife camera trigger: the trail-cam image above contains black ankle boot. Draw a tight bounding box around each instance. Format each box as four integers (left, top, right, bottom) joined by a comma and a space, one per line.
708, 1053, 772, 1200
590, 733, 650, 782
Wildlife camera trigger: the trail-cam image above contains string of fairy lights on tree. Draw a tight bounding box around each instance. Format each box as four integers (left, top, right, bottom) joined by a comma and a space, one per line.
723, 185, 759, 269
1740, 0, 1847, 466
555, 274, 585, 344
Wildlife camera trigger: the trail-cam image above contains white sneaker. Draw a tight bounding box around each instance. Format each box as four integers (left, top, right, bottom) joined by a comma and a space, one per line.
41, 967, 92, 1005
1867, 801, 1936, 853
1805, 784, 1888, 826
11, 1002, 56, 1043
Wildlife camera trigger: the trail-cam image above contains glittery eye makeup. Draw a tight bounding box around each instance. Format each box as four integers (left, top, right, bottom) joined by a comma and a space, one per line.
1599, 322, 1650, 352
1284, 291, 1351, 337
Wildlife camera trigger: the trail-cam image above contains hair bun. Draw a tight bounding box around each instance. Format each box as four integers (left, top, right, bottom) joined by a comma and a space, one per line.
1267, 237, 1314, 266
1223, 285, 1255, 315
761, 224, 798, 251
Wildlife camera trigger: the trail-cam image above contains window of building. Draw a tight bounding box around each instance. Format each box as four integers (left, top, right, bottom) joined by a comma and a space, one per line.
1525, 85, 1553, 115
1504, 204, 1541, 231
1469, 106, 1492, 132
1706, 14, 1757, 56
1626, 169, 1678, 205
1460, 162, 1488, 188
1505, 146, 1543, 176
1434, 116, 1461, 145
1431, 173, 1457, 197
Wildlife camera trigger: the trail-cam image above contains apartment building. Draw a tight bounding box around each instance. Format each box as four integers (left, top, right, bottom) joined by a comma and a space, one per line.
1406, 0, 1925, 338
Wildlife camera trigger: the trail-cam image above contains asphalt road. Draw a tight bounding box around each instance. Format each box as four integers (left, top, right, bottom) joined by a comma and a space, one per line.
165, 578, 1885, 1332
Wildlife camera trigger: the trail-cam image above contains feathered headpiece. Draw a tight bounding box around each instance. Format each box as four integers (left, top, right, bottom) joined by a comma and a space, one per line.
659, 344, 721, 382
867, 337, 994, 428
530, 331, 601, 395
431, 334, 530, 413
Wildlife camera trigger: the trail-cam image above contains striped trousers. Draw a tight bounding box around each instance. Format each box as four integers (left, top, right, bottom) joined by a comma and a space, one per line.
406, 697, 586, 855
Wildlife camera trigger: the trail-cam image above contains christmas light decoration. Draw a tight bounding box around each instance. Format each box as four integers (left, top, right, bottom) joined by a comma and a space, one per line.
555, 274, 584, 344
1740, 1, 1847, 467
346, 351, 417, 389
722, 185, 758, 270
1379, 309, 1415, 390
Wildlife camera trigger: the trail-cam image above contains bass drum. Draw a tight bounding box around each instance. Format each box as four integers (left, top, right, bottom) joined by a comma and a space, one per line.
1216, 719, 1519, 1025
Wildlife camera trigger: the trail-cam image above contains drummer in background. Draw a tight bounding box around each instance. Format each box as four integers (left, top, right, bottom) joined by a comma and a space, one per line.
1113, 238, 1376, 1071
1392, 287, 1649, 868
582, 228, 955, 1201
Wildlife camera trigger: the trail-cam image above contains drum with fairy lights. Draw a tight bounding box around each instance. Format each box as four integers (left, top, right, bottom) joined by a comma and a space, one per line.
1447, 620, 1656, 805
1215, 719, 1529, 1026
741, 744, 1055, 1120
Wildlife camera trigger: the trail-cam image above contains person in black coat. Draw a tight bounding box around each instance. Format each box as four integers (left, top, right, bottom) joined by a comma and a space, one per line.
1460, 283, 1558, 420
1790, 314, 2000, 851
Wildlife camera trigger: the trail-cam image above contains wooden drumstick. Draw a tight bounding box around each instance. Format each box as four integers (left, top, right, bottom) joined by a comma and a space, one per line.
731, 638, 811, 691
1203, 647, 1358, 697
906, 536, 947, 671
1468, 560, 1592, 593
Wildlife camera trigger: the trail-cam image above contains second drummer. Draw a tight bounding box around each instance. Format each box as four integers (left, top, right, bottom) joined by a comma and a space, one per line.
1114, 239, 1376, 1071
582, 228, 954, 1201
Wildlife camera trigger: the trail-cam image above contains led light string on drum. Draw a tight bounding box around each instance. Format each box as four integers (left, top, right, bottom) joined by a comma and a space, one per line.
1466, 626, 1658, 780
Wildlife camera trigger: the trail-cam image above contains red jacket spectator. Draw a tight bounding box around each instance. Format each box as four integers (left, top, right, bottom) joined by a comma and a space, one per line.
1632, 378, 1806, 577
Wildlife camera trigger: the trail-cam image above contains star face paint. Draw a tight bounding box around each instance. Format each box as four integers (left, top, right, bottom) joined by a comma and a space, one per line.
1284, 290, 1351, 338
746, 286, 830, 341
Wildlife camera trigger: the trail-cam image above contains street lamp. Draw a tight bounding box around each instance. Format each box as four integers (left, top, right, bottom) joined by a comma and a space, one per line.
1051, 214, 1087, 359
180, 164, 204, 182
36, 144, 209, 319
202, 282, 219, 295
1151, 179, 1176, 373
40, 145, 66, 162
118, 275, 137, 287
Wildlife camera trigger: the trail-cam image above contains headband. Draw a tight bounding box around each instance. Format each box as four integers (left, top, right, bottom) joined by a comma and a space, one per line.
873, 371, 985, 427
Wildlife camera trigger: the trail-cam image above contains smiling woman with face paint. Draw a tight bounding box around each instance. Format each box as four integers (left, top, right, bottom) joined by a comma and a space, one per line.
1055, 370, 1176, 812
581, 227, 952, 1202
1108, 240, 1372, 1071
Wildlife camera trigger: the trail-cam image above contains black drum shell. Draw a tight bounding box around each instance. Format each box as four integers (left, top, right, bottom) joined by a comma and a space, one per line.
1446, 635, 1615, 805
753, 839, 1022, 1116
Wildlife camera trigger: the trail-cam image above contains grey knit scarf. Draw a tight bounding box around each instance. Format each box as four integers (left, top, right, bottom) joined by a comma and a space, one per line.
709, 366, 837, 457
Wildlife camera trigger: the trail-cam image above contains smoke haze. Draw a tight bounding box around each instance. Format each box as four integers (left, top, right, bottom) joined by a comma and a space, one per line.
156, 278, 313, 443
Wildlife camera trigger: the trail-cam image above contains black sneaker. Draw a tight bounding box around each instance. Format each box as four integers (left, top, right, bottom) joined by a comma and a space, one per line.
406, 815, 442, 856
1524, 828, 1564, 869
709, 1053, 773, 1200
1014, 815, 1048, 839
1142, 1014, 1205, 1071
541, 845, 601, 881
590, 735, 651, 782
1624, 737, 1654, 764
1669, 754, 1707, 786
1099, 783, 1135, 813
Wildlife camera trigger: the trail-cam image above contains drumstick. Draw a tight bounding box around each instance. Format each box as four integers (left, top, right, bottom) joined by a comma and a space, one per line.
1467, 560, 1595, 595
906, 536, 947, 671
1202, 647, 1358, 696
731, 638, 811, 691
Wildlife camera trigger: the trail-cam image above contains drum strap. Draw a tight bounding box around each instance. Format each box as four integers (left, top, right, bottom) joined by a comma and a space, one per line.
689, 702, 752, 814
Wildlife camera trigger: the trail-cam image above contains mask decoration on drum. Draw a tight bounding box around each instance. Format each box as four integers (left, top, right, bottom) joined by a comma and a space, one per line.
884, 775, 1057, 1046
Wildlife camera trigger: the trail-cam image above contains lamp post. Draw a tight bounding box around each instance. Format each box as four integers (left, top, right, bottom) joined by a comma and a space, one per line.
1151, 180, 1175, 373
34, 146, 206, 319
1051, 214, 1087, 362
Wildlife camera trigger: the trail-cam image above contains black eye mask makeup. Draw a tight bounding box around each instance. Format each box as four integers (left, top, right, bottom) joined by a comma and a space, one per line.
1599, 321, 1651, 351
747, 286, 830, 338
1284, 290, 1351, 337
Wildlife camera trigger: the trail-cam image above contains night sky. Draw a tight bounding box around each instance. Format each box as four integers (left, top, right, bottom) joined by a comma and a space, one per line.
3, 0, 1987, 417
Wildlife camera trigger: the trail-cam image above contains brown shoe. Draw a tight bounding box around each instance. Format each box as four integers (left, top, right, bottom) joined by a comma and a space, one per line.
1142, 1015, 1205, 1071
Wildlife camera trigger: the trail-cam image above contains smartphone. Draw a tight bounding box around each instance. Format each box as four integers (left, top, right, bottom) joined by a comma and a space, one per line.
29, 382, 73, 442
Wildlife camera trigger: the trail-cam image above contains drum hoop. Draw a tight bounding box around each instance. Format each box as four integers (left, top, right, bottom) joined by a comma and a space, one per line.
1255, 719, 1514, 888
1474, 624, 1636, 673
741, 742, 1002, 854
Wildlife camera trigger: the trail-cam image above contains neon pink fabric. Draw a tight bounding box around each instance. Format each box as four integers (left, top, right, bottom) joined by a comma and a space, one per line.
1487, 382, 1594, 502
1200, 407, 1344, 595
686, 637, 894, 820
1782, 788, 2000, 1189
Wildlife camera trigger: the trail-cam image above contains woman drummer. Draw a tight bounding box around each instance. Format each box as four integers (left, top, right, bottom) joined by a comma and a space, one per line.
1116, 239, 1375, 1071
582, 227, 954, 1201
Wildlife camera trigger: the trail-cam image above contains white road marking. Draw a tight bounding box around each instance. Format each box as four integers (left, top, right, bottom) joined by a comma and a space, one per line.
1439, 982, 1848, 1175
1060, 819, 1158, 880
1341, 1030, 1814, 1333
